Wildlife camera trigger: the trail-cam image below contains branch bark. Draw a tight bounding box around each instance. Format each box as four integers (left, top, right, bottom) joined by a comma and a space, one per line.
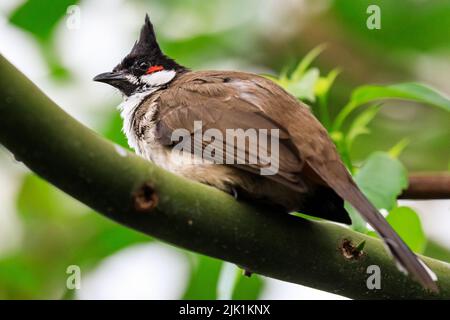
401, 174, 450, 200
0, 54, 449, 299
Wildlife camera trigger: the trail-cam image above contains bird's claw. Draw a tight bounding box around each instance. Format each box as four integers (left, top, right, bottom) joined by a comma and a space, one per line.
230, 187, 239, 200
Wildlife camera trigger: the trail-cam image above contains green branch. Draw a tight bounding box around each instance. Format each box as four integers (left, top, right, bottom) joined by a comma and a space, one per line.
0, 54, 449, 299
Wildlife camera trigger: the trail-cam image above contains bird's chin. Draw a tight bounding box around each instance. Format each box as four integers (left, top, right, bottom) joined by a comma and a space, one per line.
103, 81, 136, 97
93, 71, 137, 96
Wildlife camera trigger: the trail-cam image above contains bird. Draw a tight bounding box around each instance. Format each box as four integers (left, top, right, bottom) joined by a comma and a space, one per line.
93, 14, 438, 292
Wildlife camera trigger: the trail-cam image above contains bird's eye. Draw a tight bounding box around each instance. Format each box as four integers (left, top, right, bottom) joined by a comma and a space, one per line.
137, 62, 148, 70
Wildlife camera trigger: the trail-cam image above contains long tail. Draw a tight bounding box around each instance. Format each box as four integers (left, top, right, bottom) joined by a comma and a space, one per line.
345, 187, 438, 292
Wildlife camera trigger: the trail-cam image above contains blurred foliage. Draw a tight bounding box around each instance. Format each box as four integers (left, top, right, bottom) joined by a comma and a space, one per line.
1, 0, 449, 300
270, 48, 449, 256
334, 83, 450, 132
266, 46, 325, 104
386, 207, 426, 254
345, 152, 408, 233
0, 175, 149, 299
103, 112, 130, 150
268, 47, 450, 169
424, 241, 450, 264
183, 254, 223, 299
231, 274, 264, 300
333, 0, 450, 52
9, 0, 78, 80
9, 0, 78, 41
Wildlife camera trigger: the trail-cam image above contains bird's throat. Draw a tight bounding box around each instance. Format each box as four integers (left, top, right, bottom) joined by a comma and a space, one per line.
118, 89, 157, 151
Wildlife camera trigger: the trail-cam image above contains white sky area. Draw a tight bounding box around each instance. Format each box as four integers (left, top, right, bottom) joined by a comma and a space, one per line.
0, 0, 449, 300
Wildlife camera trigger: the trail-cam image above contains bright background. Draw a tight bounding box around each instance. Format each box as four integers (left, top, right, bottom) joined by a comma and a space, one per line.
0, 0, 449, 299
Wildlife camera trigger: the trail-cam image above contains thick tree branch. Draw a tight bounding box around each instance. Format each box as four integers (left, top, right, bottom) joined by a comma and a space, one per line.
0, 54, 449, 299
401, 174, 450, 200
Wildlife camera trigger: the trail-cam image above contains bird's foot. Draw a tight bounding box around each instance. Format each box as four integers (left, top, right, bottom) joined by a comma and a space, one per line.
242, 269, 253, 277
230, 186, 239, 200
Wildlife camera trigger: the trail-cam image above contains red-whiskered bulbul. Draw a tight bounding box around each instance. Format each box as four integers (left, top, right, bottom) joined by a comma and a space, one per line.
94, 14, 438, 292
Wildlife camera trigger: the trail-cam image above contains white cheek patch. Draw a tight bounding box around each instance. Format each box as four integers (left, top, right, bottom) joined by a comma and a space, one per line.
140, 70, 177, 87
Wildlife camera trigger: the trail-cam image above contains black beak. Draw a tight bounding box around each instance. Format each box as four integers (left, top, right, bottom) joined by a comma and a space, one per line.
93, 70, 128, 83
93, 70, 136, 96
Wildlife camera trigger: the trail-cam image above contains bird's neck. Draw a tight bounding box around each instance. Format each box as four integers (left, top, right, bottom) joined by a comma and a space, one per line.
118, 88, 158, 151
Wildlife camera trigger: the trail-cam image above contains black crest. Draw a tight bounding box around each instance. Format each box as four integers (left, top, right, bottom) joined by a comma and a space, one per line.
129, 14, 162, 57
94, 14, 186, 96
115, 14, 185, 73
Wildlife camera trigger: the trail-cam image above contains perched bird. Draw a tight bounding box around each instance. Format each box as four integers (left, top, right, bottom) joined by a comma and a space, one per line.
94, 14, 438, 292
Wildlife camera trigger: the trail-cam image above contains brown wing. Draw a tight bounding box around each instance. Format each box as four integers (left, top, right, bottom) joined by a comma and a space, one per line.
153, 70, 438, 291
153, 72, 307, 191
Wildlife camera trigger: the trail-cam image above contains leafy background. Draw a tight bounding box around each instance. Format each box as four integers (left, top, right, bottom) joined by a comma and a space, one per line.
0, 0, 449, 299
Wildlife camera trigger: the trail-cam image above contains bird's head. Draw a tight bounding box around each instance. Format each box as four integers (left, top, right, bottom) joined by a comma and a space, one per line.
93, 14, 185, 96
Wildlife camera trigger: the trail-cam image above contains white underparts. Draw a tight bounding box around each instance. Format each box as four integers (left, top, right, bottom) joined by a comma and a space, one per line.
118, 70, 177, 152
118, 90, 155, 151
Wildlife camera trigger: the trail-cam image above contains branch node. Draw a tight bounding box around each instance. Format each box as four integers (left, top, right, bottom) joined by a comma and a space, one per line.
133, 182, 158, 212
340, 239, 365, 260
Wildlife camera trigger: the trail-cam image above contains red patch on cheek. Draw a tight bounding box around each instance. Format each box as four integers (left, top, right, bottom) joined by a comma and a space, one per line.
146, 65, 164, 74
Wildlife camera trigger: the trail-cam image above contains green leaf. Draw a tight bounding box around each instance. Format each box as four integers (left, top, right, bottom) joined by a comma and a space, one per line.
0, 256, 43, 299
291, 44, 326, 81
388, 138, 410, 159
386, 207, 426, 254
102, 112, 130, 149
315, 68, 341, 98
17, 174, 87, 220
290, 212, 323, 221
315, 68, 340, 129
333, 82, 450, 130
345, 104, 381, 151
216, 263, 264, 300
355, 152, 408, 210
231, 274, 264, 300
348, 152, 408, 232
285, 68, 320, 102
424, 241, 450, 263
345, 202, 367, 233
183, 254, 223, 299
332, 130, 353, 172
263, 46, 328, 104
355, 240, 366, 252
9, 0, 78, 41
351, 83, 450, 112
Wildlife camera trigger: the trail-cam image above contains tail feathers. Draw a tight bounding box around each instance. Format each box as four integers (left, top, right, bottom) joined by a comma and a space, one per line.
346, 188, 438, 292
302, 186, 351, 224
